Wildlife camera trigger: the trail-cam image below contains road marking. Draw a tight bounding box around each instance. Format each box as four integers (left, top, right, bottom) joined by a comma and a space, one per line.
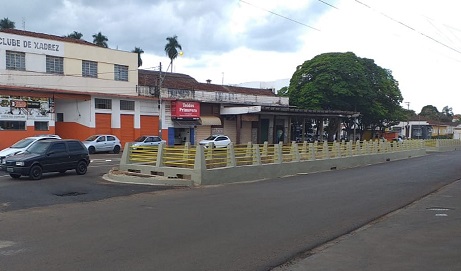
0, 241, 15, 249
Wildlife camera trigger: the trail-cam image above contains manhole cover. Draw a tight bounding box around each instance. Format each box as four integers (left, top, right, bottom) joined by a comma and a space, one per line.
54, 192, 87, 197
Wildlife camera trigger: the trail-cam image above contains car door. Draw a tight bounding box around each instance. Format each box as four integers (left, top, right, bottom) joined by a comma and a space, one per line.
214, 136, 229, 148
106, 136, 117, 151
95, 136, 107, 152
42, 142, 70, 172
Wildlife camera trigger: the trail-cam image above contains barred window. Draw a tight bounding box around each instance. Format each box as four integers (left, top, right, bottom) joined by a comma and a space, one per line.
95, 98, 111, 109
114, 64, 128, 81
120, 100, 135, 110
46, 56, 64, 74
34, 121, 49, 131
82, 60, 98, 78
6, 51, 26, 70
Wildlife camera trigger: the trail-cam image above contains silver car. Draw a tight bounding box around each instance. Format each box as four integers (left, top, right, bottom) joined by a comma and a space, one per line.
82, 135, 121, 154
132, 136, 165, 148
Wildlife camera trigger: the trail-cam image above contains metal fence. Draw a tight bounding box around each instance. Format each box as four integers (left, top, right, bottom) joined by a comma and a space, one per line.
125, 139, 433, 170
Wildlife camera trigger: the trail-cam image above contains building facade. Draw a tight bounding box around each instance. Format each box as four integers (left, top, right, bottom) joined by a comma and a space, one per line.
0, 29, 159, 149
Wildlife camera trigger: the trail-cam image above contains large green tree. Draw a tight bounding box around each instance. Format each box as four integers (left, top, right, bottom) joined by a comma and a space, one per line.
132, 47, 144, 67
287, 52, 404, 139
92, 32, 108, 48
164, 35, 182, 73
0, 17, 15, 29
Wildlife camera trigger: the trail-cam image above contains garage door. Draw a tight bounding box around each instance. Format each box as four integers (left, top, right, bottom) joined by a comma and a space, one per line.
140, 115, 159, 136
95, 113, 111, 134
121, 114, 135, 147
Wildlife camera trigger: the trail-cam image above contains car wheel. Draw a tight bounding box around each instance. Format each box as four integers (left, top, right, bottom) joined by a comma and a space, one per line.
29, 165, 43, 180
75, 160, 88, 175
113, 145, 121, 154
9, 173, 21, 179
88, 146, 96, 154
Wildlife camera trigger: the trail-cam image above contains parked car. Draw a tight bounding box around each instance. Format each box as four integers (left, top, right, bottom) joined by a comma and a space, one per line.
199, 135, 231, 148
132, 136, 165, 148
82, 135, 122, 154
0, 135, 61, 170
4, 139, 90, 180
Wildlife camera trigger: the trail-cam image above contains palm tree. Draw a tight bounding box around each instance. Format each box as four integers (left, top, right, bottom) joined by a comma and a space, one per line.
0, 17, 15, 30
164, 35, 182, 72
92, 32, 108, 48
67, 31, 83, 39
132, 47, 144, 67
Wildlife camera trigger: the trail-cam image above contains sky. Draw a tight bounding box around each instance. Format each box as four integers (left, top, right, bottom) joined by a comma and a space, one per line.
2, 0, 461, 114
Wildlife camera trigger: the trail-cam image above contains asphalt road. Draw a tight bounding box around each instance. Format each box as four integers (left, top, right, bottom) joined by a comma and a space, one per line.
1, 151, 461, 271
0, 153, 172, 212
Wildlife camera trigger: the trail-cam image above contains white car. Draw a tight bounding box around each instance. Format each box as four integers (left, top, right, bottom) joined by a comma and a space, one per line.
0, 135, 61, 169
82, 135, 121, 154
132, 136, 165, 148
199, 135, 231, 148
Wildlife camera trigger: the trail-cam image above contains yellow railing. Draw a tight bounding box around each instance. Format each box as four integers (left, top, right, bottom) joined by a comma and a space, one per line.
126, 139, 455, 170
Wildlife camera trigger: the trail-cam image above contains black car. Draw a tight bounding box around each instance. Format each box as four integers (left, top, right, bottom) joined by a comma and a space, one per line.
5, 139, 90, 180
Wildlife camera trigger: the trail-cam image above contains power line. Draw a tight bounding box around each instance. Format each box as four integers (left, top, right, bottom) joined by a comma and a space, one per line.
353, 0, 461, 55
239, 0, 320, 31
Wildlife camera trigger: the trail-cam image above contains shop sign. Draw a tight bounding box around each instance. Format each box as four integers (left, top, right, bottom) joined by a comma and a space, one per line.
171, 101, 200, 120
0, 96, 53, 120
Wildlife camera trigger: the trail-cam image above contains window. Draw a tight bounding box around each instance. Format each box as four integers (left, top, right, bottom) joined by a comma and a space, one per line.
0, 121, 26, 130
56, 113, 64, 122
49, 142, 67, 153
6, 51, 25, 70
82, 60, 98, 78
46, 56, 64, 74
95, 98, 111, 109
68, 141, 85, 152
34, 121, 49, 131
107, 136, 116, 142
114, 64, 128, 81
120, 100, 134, 110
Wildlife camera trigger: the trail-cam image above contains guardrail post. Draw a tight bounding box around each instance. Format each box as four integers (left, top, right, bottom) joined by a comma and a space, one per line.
253, 144, 261, 165
309, 142, 315, 160
274, 143, 283, 164
322, 141, 330, 159
227, 143, 236, 167
121, 142, 132, 165
194, 145, 206, 171
183, 142, 191, 160
291, 142, 301, 162
347, 141, 353, 157
156, 142, 165, 167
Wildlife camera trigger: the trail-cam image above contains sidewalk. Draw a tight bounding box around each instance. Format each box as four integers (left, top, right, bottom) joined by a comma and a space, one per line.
272, 179, 461, 271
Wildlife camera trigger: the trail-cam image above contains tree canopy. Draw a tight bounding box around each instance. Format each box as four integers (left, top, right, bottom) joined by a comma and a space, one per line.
92, 32, 108, 48
287, 52, 404, 137
132, 47, 144, 67
0, 17, 15, 29
164, 35, 182, 72
67, 31, 83, 39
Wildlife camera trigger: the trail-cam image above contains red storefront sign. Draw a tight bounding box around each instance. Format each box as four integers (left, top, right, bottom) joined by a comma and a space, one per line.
171, 101, 200, 120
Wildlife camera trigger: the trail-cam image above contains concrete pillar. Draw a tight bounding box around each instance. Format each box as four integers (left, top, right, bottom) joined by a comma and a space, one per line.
156, 142, 165, 167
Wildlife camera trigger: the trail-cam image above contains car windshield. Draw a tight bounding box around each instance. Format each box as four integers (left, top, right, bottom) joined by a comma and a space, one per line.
134, 136, 147, 142
84, 135, 99, 141
26, 141, 51, 154
10, 138, 35, 148
204, 135, 217, 140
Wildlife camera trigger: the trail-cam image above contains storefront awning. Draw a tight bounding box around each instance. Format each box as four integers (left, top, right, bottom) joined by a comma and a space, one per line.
200, 116, 222, 126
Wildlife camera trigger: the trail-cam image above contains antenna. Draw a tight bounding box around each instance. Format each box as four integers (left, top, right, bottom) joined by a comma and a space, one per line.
22, 17, 25, 30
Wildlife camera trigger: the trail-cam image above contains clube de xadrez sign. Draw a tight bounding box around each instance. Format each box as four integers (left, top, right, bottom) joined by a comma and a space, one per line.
0, 32, 64, 57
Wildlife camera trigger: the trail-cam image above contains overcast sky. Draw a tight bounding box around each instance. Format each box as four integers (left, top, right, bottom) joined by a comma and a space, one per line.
3, 0, 461, 113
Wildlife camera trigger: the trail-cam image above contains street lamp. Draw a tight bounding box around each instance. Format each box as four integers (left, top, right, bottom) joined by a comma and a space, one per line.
405, 102, 410, 138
